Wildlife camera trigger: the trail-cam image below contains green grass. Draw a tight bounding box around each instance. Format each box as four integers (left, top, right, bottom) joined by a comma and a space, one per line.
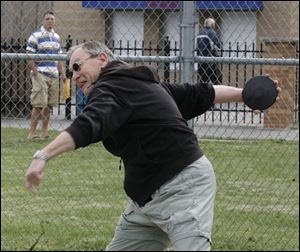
290, 121, 299, 130
1, 128, 299, 251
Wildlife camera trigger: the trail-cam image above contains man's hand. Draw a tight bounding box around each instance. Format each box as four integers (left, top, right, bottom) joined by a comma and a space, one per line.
60, 73, 67, 83
25, 159, 46, 194
274, 79, 281, 101
30, 68, 38, 78
24, 131, 76, 194
253, 78, 281, 114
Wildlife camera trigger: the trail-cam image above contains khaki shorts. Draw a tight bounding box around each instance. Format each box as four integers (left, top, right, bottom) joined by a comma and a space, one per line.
106, 155, 217, 251
30, 72, 59, 108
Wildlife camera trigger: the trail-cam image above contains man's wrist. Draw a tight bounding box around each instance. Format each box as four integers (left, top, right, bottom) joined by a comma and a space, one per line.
33, 150, 49, 162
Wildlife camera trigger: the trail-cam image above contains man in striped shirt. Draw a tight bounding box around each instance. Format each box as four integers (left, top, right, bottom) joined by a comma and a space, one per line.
26, 11, 66, 140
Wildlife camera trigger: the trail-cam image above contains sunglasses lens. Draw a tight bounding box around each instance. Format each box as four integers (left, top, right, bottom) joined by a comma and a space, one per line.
72, 63, 80, 71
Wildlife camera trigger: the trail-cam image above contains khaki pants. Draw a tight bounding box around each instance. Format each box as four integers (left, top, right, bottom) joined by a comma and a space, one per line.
30, 72, 59, 108
106, 156, 217, 251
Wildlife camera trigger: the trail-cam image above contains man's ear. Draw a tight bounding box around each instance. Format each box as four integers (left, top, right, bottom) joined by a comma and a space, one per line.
98, 52, 109, 67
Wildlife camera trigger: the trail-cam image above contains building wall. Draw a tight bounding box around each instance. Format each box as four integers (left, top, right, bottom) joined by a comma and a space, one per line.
53, 1, 105, 47
144, 10, 164, 55
1, 1, 53, 43
2, 1, 298, 50
257, 1, 299, 43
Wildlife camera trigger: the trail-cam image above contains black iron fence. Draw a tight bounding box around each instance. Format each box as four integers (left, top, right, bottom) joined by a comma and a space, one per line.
1, 37, 299, 125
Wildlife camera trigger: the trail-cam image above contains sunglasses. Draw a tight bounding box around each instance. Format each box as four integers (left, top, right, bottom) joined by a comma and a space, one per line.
68, 55, 93, 78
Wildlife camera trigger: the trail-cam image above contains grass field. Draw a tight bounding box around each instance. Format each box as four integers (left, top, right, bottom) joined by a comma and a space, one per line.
1, 128, 299, 251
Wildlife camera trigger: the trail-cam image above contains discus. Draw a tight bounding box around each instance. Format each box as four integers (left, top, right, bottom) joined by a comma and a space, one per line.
242, 76, 278, 110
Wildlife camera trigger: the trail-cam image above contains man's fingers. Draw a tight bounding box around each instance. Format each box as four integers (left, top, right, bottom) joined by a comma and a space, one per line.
274, 81, 281, 101
272, 80, 281, 101
26, 180, 37, 194
26, 172, 42, 194
274, 80, 279, 87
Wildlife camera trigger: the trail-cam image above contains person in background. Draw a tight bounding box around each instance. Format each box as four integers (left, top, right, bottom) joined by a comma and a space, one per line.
27, 11, 66, 140
196, 17, 222, 85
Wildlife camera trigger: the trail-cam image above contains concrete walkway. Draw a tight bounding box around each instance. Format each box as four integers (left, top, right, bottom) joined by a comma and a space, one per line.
1, 115, 299, 141
194, 123, 299, 141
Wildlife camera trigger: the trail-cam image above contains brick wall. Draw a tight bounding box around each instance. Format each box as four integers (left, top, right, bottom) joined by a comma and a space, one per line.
263, 40, 297, 128
53, 1, 106, 45
257, 1, 299, 44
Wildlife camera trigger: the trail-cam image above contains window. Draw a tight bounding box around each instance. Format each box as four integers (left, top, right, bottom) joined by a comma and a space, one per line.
220, 11, 257, 58
110, 11, 144, 56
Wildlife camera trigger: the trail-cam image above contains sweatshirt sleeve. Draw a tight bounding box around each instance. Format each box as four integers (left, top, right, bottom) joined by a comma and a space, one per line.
64, 84, 132, 149
161, 82, 215, 120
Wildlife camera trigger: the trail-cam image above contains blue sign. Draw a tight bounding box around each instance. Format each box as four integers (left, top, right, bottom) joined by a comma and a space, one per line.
196, 1, 263, 10
82, 1, 263, 10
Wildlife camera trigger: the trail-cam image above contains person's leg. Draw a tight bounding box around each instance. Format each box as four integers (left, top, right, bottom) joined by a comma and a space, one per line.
41, 76, 59, 139
197, 65, 203, 83
198, 63, 210, 84
106, 202, 169, 251
28, 107, 41, 139
29, 73, 48, 139
172, 235, 211, 251
168, 156, 216, 251
40, 106, 50, 139
210, 63, 222, 85
206, 63, 215, 85
216, 64, 222, 85
106, 237, 167, 251
145, 156, 216, 251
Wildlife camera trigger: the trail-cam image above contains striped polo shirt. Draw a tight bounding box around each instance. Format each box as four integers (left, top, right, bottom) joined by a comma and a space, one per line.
26, 26, 63, 78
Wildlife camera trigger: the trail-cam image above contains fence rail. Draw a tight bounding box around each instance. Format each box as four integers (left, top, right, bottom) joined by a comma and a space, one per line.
2, 52, 299, 65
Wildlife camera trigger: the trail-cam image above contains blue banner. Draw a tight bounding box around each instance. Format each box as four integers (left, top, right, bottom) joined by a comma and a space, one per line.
196, 1, 263, 10
82, 1, 263, 10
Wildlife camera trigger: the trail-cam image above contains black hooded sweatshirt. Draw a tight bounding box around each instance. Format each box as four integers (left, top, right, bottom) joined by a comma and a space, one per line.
65, 60, 215, 206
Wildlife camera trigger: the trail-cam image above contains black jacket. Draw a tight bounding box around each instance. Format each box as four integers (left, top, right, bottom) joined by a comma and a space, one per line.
65, 61, 215, 206
196, 27, 221, 57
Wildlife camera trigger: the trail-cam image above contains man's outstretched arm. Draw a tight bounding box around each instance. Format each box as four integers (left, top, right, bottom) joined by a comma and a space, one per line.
213, 80, 280, 104
213, 85, 243, 104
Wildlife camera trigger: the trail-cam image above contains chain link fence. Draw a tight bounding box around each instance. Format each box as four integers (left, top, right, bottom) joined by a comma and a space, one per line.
1, 1, 299, 251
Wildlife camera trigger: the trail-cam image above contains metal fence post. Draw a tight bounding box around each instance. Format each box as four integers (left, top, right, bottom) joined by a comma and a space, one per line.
65, 34, 72, 120
163, 36, 170, 83
180, 1, 196, 129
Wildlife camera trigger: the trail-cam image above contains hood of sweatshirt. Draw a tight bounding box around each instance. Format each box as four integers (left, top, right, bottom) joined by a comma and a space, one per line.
96, 60, 160, 84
